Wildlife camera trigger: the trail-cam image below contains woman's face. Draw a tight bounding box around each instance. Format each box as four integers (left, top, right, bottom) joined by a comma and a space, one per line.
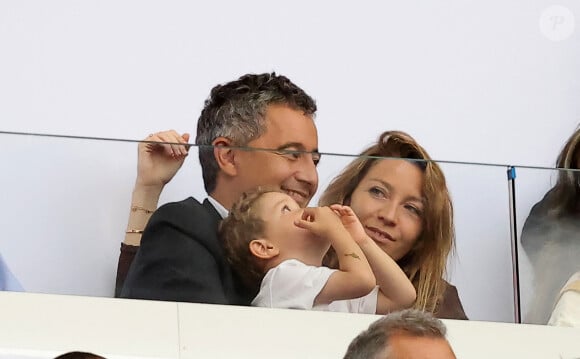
348, 159, 425, 261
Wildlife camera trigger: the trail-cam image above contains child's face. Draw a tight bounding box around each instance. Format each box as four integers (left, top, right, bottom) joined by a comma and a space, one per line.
255, 192, 325, 255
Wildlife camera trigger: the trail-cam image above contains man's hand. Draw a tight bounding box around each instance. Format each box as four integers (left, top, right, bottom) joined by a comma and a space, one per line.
136, 130, 190, 187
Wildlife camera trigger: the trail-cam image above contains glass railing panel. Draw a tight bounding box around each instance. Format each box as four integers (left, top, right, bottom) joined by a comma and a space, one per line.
0, 132, 194, 297
0, 131, 522, 324
515, 166, 580, 325
437, 161, 514, 322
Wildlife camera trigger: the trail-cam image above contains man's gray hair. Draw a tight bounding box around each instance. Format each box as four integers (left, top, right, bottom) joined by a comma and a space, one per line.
343, 309, 448, 359
195, 72, 317, 194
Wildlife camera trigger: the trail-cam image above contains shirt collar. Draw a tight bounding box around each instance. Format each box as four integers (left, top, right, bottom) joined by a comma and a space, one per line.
207, 196, 229, 219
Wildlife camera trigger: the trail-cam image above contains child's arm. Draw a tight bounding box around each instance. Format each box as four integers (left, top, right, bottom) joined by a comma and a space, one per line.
330, 204, 417, 314
294, 206, 375, 305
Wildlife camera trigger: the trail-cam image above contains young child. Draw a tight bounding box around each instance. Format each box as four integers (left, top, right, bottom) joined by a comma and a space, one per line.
219, 188, 416, 314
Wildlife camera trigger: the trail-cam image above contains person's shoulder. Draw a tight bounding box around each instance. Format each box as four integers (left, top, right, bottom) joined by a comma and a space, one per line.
548, 272, 580, 327
268, 260, 334, 284
263, 259, 305, 280
153, 197, 216, 221
440, 280, 461, 300
157, 197, 205, 212
437, 280, 468, 320
266, 260, 320, 278
441, 279, 456, 290
146, 197, 221, 239
560, 271, 580, 293
568, 271, 580, 283
278, 259, 309, 269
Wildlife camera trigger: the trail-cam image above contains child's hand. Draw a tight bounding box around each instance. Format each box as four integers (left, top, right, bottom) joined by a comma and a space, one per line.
294, 206, 345, 238
329, 204, 369, 244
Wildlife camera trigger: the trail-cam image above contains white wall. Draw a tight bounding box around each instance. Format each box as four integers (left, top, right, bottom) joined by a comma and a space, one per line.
1, 0, 579, 323
1, 292, 580, 359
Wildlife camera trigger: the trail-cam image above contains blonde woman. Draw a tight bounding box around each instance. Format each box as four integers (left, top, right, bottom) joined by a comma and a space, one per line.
319, 131, 466, 319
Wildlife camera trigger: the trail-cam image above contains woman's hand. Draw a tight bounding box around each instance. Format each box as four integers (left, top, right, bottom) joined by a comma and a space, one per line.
135, 130, 190, 188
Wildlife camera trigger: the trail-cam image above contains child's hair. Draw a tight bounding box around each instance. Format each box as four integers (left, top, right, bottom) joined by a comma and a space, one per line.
219, 187, 282, 292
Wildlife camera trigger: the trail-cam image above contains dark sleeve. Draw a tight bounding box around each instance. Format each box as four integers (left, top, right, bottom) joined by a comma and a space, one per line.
435, 283, 468, 320
120, 201, 229, 304
114, 243, 138, 298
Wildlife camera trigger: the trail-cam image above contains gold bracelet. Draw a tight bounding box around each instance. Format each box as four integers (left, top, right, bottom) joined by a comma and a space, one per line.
126, 229, 144, 234
131, 205, 154, 214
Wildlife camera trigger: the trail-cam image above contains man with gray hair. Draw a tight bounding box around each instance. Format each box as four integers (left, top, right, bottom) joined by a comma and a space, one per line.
344, 309, 456, 359
121, 73, 320, 304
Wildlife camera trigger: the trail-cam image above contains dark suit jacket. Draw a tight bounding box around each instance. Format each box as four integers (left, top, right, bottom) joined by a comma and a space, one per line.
120, 198, 251, 305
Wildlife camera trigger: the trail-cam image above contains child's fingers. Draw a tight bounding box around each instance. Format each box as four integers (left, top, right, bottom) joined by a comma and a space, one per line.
330, 204, 356, 217
341, 205, 356, 217
294, 218, 316, 230
329, 204, 348, 216
300, 208, 318, 221
328, 204, 343, 213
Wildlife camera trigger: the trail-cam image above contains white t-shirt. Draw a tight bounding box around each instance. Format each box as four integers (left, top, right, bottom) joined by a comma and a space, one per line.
548, 271, 580, 327
252, 259, 378, 314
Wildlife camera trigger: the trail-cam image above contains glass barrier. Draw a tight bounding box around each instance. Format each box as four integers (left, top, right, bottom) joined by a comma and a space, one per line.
0, 132, 520, 323
515, 166, 580, 325
438, 161, 514, 323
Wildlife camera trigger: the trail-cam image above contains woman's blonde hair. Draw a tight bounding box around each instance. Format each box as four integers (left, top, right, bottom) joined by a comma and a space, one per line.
319, 131, 454, 313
